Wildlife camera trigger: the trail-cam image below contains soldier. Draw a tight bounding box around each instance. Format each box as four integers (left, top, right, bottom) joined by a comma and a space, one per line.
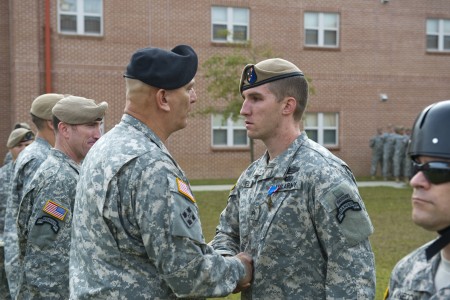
69, 45, 252, 299
3, 93, 64, 298
369, 127, 384, 179
393, 125, 406, 182
15, 96, 107, 299
0, 128, 34, 299
210, 58, 376, 299
385, 100, 450, 299
2, 123, 32, 166
382, 124, 396, 180
403, 128, 412, 182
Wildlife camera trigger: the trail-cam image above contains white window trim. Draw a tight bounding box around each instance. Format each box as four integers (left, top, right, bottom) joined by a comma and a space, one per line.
304, 12, 339, 48
58, 0, 103, 36
427, 18, 450, 52
304, 112, 339, 146
211, 6, 249, 43
211, 115, 249, 147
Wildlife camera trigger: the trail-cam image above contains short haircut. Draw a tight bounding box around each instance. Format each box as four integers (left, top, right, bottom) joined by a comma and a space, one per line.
31, 113, 47, 130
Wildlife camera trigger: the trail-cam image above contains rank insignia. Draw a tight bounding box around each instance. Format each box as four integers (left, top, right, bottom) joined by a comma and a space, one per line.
181, 206, 197, 228
177, 178, 196, 203
43, 200, 68, 221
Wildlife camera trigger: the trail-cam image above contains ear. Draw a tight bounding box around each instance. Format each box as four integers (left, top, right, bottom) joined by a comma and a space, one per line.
58, 122, 71, 139
47, 119, 55, 131
282, 97, 297, 116
155, 89, 171, 112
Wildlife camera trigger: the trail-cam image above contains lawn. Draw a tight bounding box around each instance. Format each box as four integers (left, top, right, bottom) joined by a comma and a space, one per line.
194, 186, 436, 300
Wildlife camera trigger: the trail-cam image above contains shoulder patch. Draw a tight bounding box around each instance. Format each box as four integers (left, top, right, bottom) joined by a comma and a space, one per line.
335, 193, 362, 223
42, 200, 68, 221
176, 178, 196, 203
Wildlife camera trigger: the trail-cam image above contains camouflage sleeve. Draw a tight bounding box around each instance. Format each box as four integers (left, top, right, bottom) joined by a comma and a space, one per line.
315, 180, 376, 299
209, 186, 241, 256
134, 169, 245, 298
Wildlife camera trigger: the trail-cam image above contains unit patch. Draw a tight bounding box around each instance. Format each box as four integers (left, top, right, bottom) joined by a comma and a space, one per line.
181, 206, 197, 228
335, 193, 361, 223
35, 216, 60, 234
177, 178, 196, 203
43, 200, 68, 221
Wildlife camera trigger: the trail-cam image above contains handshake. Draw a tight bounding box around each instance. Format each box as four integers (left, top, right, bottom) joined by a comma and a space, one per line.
232, 252, 253, 294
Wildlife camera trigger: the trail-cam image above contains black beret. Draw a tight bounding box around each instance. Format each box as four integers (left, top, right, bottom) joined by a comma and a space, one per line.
124, 45, 198, 90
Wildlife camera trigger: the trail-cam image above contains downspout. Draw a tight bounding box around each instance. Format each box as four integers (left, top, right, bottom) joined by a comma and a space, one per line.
44, 0, 52, 92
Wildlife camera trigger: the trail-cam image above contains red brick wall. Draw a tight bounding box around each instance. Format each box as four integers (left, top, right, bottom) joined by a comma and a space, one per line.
2, 0, 450, 179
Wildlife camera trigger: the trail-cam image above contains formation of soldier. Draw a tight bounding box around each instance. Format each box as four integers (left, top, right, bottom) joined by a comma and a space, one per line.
370, 124, 412, 182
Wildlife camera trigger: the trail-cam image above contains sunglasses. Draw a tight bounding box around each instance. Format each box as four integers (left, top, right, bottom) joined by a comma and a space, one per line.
411, 161, 450, 185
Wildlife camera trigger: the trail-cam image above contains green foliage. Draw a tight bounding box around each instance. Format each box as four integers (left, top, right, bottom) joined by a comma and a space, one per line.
194, 186, 435, 300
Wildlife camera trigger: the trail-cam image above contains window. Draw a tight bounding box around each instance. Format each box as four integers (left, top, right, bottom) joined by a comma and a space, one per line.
211, 6, 249, 43
212, 114, 248, 147
426, 18, 450, 52
304, 12, 339, 47
58, 0, 103, 36
303, 112, 339, 146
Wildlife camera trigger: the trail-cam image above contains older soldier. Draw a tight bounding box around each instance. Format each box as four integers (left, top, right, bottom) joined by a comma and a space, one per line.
210, 58, 376, 299
369, 127, 384, 179
69, 45, 252, 299
385, 100, 450, 299
15, 96, 107, 299
0, 128, 34, 299
4, 93, 64, 298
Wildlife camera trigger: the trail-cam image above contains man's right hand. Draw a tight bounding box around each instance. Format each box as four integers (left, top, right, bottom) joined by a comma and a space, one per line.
233, 252, 253, 293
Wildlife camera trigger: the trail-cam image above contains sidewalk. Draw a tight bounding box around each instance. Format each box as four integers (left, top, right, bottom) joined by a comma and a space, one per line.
191, 181, 408, 191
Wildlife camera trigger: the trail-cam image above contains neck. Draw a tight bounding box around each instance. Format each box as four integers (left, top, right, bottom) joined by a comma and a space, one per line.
36, 128, 55, 147
125, 106, 170, 143
265, 126, 301, 161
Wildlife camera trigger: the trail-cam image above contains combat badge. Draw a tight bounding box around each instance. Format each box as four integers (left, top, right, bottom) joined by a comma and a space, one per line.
335, 193, 361, 223
177, 178, 196, 203
181, 206, 198, 228
43, 200, 68, 221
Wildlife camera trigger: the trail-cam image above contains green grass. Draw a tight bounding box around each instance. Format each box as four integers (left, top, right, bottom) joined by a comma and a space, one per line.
194, 186, 436, 300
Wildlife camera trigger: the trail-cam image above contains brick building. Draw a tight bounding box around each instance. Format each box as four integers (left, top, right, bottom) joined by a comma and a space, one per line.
1, 0, 450, 179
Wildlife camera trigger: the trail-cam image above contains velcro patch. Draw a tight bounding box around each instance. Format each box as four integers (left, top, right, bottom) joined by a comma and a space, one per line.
176, 178, 195, 203
336, 194, 362, 223
43, 200, 68, 221
35, 216, 60, 234
181, 207, 198, 228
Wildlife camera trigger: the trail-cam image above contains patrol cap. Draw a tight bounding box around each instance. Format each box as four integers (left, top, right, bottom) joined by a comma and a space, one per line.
30, 93, 65, 120
52, 96, 108, 125
240, 58, 304, 94
124, 45, 198, 90
7, 128, 35, 148
408, 100, 450, 160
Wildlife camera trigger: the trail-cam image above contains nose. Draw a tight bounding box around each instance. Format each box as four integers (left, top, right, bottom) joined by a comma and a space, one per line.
409, 171, 431, 189
190, 88, 197, 103
240, 98, 249, 116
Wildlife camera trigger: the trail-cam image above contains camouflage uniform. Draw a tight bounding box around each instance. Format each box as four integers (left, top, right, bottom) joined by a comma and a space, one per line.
393, 132, 407, 179
382, 132, 396, 179
210, 133, 376, 299
4, 137, 52, 298
369, 133, 384, 177
387, 240, 450, 299
69, 114, 246, 299
16, 149, 79, 299
0, 162, 13, 300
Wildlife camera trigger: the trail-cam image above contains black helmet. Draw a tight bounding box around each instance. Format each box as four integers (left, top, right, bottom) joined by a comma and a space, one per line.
408, 100, 450, 160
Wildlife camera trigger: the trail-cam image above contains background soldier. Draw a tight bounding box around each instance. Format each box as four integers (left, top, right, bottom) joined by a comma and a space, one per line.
369, 127, 384, 179
382, 124, 395, 180
393, 125, 406, 182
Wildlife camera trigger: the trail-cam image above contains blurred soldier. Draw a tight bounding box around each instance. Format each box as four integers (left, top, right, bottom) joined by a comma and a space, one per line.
210, 58, 376, 299
69, 45, 252, 299
385, 100, 450, 299
403, 128, 412, 182
4, 93, 64, 298
0, 128, 34, 299
2, 123, 32, 166
393, 126, 406, 182
382, 124, 395, 180
15, 96, 107, 299
369, 127, 384, 179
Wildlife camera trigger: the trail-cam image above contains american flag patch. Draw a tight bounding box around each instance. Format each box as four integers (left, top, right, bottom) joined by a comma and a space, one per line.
176, 178, 196, 203
42, 200, 68, 221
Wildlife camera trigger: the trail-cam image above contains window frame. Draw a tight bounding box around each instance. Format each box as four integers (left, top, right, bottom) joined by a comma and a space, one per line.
304, 12, 340, 48
57, 0, 103, 36
211, 6, 250, 43
303, 112, 339, 147
426, 18, 450, 52
211, 114, 249, 148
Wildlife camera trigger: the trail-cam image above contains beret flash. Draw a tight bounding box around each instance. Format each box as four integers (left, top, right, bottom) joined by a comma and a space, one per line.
124, 45, 198, 90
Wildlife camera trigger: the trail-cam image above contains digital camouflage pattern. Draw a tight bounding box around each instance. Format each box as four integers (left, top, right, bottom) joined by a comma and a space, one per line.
4, 137, 52, 299
16, 149, 79, 299
211, 133, 376, 299
69, 114, 246, 299
369, 133, 384, 177
387, 240, 450, 299
382, 132, 396, 178
0, 162, 13, 299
